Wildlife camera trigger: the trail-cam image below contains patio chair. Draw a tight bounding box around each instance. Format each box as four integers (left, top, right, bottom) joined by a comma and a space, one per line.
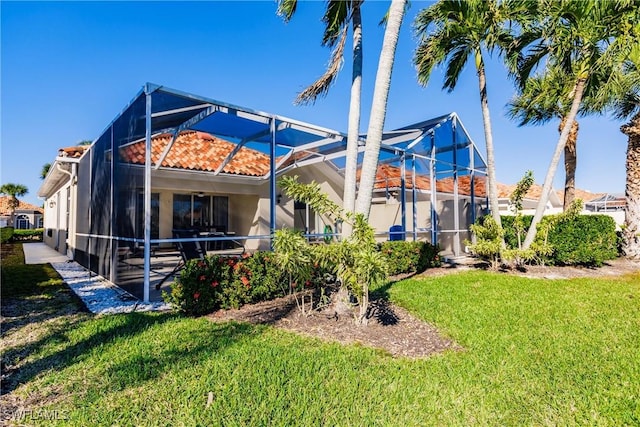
155, 229, 206, 290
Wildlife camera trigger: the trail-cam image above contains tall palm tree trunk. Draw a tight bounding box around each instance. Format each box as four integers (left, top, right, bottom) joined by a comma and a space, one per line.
356, 0, 406, 217
621, 111, 640, 259
560, 117, 579, 210
523, 78, 586, 250
476, 52, 501, 228
342, 2, 363, 238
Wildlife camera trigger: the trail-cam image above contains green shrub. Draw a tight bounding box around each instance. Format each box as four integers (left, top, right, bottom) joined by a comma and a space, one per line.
547, 215, 618, 266
164, 251, 326, 316
502, 215, 618, 266
163, 255, 234, 316
378, 241, 441, 276
12, 228, 44, 241
1, 227, 14, 243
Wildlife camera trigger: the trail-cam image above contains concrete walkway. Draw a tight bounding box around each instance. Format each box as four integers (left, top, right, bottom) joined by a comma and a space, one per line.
21, 243, 170, 314
23, 242, 70, 264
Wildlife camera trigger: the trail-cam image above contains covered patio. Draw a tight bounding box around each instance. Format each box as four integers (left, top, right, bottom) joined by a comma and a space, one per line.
47, 83, 487, 302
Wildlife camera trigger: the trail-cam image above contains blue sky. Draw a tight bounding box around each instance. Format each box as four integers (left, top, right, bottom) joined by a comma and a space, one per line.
1, 0, 628, 207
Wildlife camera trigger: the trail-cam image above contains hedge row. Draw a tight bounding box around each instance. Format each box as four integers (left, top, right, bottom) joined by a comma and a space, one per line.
501, 214, 618, 266
165, 240, 441, 316
378, 241, 441, 275
1, 227, 14, 243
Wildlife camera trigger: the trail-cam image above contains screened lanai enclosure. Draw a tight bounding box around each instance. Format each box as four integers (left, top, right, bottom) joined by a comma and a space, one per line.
71, 83, 487, 302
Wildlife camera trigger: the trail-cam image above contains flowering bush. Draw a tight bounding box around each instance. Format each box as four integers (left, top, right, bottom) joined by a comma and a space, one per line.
378, 241, 441, 275
162, 256, 234, 316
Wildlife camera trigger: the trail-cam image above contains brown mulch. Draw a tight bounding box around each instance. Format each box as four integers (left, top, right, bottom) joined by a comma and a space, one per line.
209, 292, 460, 359
207, 257, 640, 359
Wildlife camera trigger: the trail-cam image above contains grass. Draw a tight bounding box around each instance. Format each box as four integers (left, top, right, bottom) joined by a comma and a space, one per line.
2, 242, 639, 426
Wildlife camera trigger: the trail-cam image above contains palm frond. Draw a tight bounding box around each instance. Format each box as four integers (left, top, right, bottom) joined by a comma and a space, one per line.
295, 26, 348, 105
276, 0, 298, 23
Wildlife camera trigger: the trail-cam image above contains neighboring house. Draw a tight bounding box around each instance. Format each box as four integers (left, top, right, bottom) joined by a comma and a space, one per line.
0, 196, 44, 229
38, 83, 488, 302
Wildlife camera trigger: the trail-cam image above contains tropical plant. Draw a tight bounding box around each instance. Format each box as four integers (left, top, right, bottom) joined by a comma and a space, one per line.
466, 215, 504, 270
507, 66, 586, 210
277, 0, 364, 237
0, 183, 28, 227
355, 0, 407, 218
413, 0, 532, 229
586, 37, 640, 258
40, 163, 51, 180
516, 0, 639, 250
501, 171, 536, 267
279, 175, 388, 324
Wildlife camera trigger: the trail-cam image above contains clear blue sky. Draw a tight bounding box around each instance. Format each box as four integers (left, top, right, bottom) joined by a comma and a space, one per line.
1, 1, 628, 207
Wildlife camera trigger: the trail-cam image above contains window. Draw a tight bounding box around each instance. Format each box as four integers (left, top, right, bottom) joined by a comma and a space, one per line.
16, 214, 29, 230
173, 194, 228, 231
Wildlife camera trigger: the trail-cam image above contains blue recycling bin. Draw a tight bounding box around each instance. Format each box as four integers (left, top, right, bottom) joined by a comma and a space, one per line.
389, 225, 405, 241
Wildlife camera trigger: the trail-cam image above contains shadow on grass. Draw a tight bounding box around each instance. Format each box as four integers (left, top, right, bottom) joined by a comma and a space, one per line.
3, 311, 260, 395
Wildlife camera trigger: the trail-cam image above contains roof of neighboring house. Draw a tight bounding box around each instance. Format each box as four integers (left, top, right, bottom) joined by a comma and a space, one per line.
361, 164, 488, 197
497, 182, 567, 206
0, 196, 44, 215
119, 131, 270, 176
556, 188, 604, 203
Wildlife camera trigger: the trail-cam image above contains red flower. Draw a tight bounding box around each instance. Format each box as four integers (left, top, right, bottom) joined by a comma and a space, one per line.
227, 259, 235, 267
242, 252, 250, 259
305, 280, 311, 287
241, 276, 250, 286
193, 292, 201, 300
211, 281, 219, 288
199, 275, 206, 281
313, 262, 319, 269
197, 261, 206, 268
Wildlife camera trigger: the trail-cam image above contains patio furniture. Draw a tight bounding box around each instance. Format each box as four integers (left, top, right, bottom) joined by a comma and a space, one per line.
155, 229, 206, 290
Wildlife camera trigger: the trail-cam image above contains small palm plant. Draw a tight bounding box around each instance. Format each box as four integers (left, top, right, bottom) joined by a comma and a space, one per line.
278, 175, 387, 325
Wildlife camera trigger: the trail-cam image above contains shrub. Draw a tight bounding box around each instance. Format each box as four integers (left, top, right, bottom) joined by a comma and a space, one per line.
163, 255, 234, 316
546, 215, 618, 266
164, 251, 325, 316
1, 227, 14, 243
502, 214, 618, 266
378, 241, 441, 275
466, 216, 504, 269
12, 228, 44, 241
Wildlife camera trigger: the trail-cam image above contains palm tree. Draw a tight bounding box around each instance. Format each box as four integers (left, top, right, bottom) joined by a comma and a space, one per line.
518, 0, 638, 250
355, 0, 407, 217
413, 0, 532, 229
588, 43, 640, 258
507, 66, 585, 210
40, 163, 51, 180
0, 183, 28, 227
277, 0, 363, 236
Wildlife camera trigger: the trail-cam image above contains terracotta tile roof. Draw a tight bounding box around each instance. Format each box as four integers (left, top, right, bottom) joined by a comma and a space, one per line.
119, 131, 270, 176
59, 146, 88, 158
556, 188, 604, 203
0, 196, 43, 215
497, 183, 558, 202
361, 164, 488, 197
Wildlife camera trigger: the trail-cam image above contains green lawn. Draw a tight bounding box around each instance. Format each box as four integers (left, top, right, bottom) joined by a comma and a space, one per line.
2, 243, 639, 426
